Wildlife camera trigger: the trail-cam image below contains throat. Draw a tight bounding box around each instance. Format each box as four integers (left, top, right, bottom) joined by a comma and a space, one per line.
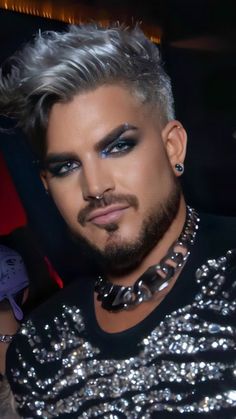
95, 206, 199, 313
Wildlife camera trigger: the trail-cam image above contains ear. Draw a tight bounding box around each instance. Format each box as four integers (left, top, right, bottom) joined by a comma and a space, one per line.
40, 170, 49, 192
161, 120, 187, 176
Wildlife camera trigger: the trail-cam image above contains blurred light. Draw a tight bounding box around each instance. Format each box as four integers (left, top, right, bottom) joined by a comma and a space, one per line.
0, 0, 161, 43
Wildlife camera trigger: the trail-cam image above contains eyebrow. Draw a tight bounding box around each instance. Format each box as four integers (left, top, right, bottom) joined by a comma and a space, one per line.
94, 123, 138, 152
44, 123, 138, 166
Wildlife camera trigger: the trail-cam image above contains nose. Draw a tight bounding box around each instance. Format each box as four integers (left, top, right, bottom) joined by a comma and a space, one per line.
81, 160, 115, 201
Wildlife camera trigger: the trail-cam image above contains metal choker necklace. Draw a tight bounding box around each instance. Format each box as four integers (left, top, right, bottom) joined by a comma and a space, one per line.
95, 206, 200, 312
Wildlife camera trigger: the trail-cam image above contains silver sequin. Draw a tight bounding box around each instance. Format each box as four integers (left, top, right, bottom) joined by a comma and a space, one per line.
10, 254, 236, 417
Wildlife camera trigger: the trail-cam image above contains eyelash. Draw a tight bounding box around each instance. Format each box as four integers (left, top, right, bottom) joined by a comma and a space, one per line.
101, 138, 137, 157
47, 138, 137, 177
48, 160, 80, 177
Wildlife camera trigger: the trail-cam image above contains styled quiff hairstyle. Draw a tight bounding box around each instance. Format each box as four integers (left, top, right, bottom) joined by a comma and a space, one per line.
0, 24, 175, 159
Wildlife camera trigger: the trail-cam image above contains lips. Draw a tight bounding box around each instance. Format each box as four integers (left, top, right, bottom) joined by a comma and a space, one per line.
86, 204, 129, 226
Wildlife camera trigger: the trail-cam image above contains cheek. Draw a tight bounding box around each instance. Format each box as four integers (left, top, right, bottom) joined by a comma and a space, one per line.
117, 146, 172, 198
48, 183, 80, 224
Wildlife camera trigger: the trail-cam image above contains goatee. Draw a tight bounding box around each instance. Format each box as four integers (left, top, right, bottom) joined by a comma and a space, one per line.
72, 179, 182, 277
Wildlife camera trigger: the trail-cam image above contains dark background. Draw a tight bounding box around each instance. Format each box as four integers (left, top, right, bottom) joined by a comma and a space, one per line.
0, 0, 235, 280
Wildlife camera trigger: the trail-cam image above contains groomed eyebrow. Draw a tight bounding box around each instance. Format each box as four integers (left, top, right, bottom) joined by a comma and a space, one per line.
44, 123, 138, 166
94, 123, 138, 152
44, 151, 79, 167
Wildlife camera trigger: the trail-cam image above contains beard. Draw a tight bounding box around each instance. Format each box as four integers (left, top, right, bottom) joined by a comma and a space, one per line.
73, 178, 181, 277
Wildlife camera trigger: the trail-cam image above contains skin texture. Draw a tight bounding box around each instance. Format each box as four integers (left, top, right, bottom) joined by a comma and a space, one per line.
42, 84, 188, 332
0, 309, 19, 375
0, 289, 28, 374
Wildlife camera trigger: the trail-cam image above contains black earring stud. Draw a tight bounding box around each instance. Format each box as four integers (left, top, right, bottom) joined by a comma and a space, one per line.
175, 163, 184, 173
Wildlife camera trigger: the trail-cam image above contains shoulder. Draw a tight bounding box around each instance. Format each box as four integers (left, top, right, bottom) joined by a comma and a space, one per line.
200, 212, 236, 236
5, 279, 93, 416
6, 277, 92, 382
26, 275, 92, 323
198, 212, 236, 254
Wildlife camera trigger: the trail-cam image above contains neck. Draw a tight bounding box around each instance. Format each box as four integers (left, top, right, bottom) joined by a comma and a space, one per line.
108, 196, 186, 286
0, 310, 19, 375
0, 309, 19, 336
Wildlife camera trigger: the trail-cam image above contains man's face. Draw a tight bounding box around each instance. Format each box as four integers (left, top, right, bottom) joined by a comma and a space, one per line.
43, 85, 185, 274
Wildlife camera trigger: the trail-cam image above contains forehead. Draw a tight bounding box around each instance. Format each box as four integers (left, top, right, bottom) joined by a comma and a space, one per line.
46, 85, 159, 151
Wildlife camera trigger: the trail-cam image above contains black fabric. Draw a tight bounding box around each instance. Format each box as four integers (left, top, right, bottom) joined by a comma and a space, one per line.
6, 213, 236, 418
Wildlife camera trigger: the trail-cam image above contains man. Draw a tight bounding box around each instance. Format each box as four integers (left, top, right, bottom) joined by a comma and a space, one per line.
0, 24, 235, 418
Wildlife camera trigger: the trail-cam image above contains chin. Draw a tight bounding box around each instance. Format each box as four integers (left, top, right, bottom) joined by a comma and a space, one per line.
71, 181, 181, 276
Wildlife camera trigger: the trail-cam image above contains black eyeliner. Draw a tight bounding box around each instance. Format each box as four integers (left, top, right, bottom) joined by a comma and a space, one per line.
46, 163, 68, 177
94, 124, 138, 153
101, 137, 138, 158
44, 152, 79, 167
46, 160, 79, 178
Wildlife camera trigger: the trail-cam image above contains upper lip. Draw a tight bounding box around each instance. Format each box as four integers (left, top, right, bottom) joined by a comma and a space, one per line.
86, 204, 129, 222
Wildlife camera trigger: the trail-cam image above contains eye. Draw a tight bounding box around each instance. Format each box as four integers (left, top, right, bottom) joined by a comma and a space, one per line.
102, 138, 137, 157
48, 160, 80, 177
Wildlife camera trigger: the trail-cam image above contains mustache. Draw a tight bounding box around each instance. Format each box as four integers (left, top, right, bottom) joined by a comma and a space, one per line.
78, 194, 138, 226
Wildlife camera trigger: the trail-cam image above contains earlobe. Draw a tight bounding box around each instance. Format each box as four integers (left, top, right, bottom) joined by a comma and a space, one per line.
162, 120, 187, 176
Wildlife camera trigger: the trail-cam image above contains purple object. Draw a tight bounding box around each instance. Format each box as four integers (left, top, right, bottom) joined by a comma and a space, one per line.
0, 245, 29, 320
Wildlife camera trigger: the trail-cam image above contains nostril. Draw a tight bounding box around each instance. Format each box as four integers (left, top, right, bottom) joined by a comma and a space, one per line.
83, 185, 114, 202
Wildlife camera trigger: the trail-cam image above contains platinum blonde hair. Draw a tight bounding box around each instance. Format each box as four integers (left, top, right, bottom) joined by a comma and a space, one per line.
0, 24, 175, 158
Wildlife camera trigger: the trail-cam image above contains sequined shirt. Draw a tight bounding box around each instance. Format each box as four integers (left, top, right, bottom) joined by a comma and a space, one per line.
6, 214, 236, 418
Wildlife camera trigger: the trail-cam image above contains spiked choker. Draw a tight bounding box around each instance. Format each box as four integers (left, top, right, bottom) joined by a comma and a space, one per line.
95, 206, 200, 312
